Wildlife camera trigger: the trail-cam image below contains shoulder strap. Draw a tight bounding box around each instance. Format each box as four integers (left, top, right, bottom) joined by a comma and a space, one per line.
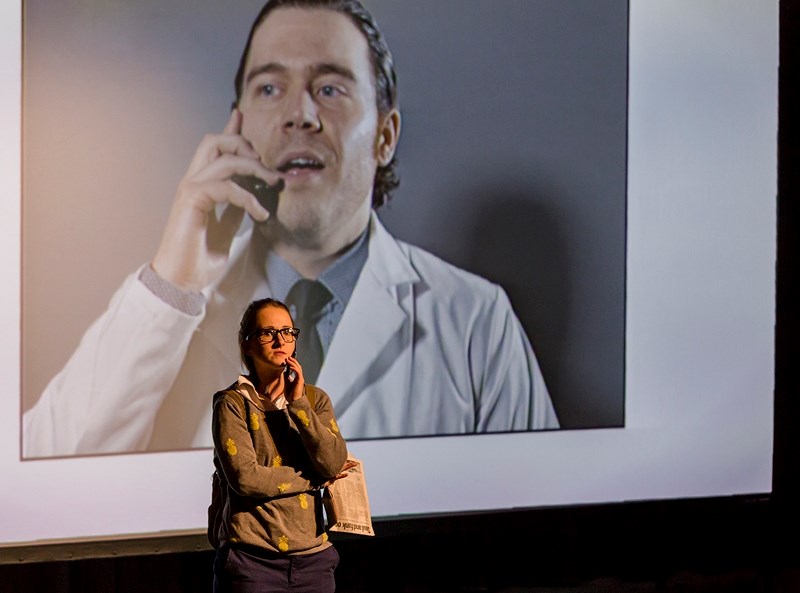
222, 388, 258, 442
242, 397, 256, 441
214, 389, 259, 462
304, 384, 316, 409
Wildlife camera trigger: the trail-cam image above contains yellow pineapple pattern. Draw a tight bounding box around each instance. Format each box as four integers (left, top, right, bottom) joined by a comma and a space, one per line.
277, 483, 289, 493
226, 438, 237, 456
271, 454, 283, 467
296, 410, 310, 427
278, 535, 289, 552
298, 493, 308, 510
249, 412, 260, 431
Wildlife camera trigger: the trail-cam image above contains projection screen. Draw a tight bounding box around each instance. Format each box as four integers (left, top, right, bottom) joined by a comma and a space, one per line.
1, 0, 777, 549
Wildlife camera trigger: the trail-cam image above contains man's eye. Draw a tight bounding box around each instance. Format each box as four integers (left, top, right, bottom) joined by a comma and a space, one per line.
259, 84, 276, 97
318, 85, 340, 98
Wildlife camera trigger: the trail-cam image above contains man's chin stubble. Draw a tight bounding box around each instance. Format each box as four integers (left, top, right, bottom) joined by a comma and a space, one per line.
256, 214, 326, 251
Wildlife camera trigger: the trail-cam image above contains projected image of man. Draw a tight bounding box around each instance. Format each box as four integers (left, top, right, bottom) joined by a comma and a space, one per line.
23, 0, 559, 457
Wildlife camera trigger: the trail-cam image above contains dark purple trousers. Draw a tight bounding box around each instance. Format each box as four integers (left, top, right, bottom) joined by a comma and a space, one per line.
213, 544, 339, 593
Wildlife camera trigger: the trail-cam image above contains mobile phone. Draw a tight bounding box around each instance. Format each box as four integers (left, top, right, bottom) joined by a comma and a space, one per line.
284, 362, 297, 383
231, 174, 284, 217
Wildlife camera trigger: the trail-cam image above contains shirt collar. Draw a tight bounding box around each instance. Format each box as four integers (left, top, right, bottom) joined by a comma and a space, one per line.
234, 375, 260, 406
266, 226, 369, 307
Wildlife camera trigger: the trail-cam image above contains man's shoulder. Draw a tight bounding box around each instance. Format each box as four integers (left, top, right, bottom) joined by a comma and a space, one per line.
393, 238, 501, 300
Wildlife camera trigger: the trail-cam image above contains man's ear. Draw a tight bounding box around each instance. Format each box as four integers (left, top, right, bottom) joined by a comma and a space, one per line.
375, 109, 401, 166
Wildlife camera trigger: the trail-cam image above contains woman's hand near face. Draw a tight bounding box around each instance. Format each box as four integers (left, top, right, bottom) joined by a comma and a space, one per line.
284, 355, 305, 402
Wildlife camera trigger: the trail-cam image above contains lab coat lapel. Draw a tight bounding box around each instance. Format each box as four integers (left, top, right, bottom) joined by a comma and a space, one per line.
318, 215, 419, 412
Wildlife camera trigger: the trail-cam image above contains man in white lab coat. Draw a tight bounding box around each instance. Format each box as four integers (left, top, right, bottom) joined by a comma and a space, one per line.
23, 0, 558, 457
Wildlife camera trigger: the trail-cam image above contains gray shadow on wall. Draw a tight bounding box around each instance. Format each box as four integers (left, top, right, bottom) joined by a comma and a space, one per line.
462, 186, 624, 430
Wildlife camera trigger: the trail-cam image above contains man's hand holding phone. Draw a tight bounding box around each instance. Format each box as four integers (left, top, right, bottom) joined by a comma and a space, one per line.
151, 109, 282, 292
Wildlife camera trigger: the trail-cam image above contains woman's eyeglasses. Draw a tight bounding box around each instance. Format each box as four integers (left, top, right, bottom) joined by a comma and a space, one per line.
247, 327, 300, 344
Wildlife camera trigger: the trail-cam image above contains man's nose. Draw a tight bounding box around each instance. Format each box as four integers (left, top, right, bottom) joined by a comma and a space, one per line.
283, 89, 321, 132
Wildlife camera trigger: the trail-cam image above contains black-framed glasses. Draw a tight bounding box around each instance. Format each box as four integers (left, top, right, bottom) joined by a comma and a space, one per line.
248, 327, 300, 344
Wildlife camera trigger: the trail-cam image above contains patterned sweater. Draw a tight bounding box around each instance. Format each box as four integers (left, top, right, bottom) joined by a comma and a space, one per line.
211, 376, 348, 555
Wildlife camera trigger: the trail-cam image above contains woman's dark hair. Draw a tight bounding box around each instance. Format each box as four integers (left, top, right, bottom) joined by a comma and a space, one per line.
233, 0, 399, 208
239, 298, 294, 377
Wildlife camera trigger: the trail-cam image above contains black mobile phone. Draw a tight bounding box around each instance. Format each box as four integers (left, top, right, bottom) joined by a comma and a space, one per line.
284, 362, 297, 383
231, 174, 284, 217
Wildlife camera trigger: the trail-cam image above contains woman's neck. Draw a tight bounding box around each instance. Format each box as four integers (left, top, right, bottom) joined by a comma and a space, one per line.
255, 371, 285, 401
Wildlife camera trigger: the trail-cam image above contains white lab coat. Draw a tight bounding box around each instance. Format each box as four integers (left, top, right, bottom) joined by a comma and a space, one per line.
23, 214, 557, 457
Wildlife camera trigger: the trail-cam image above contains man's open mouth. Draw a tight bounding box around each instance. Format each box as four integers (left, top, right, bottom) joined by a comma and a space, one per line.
277, 156, 325, 173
